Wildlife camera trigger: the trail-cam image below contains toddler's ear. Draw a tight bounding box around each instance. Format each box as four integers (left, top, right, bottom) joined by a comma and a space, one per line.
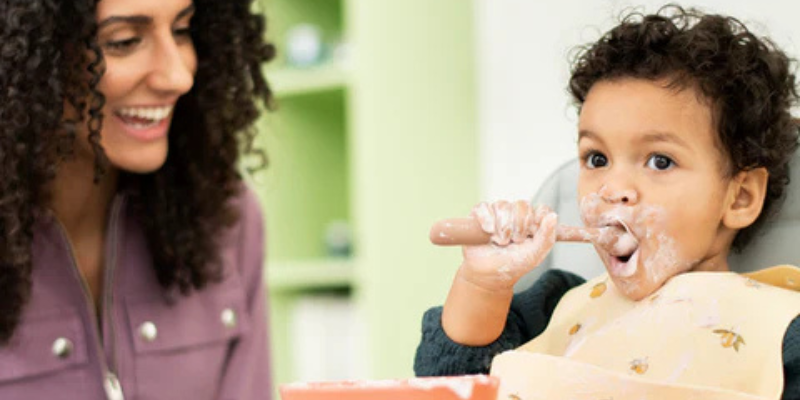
723, 167, 769, 229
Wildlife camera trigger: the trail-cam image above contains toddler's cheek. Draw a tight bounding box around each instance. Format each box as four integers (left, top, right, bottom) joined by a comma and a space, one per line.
631, 237, 694, 298
615, 209, 684, 299
579, 193, 603, 226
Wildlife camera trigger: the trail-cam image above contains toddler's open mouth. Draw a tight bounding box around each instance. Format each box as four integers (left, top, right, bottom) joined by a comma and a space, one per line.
605, 219, 639, 278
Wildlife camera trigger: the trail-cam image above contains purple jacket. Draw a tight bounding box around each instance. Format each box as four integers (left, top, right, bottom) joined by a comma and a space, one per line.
0, 187, 272, 400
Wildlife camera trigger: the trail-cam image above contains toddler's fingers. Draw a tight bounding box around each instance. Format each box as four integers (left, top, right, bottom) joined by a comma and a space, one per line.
533, 205, 553, 225
520, 211, 557, 267
470, 202, 495, 235
511, 200, 531, 243
527, 205, 551, 234
491, 201, 513, 246
522, 206, 537, 238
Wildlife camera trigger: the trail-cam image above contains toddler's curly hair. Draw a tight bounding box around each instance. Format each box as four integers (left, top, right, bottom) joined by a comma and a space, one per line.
569, 4, 799, 251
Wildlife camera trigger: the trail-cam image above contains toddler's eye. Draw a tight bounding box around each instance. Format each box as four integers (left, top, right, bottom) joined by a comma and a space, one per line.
584, 152, 608, 169
646, 154, 675, 171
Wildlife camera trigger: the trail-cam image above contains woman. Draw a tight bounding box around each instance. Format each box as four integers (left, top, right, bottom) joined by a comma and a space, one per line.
0, 0, 275, 398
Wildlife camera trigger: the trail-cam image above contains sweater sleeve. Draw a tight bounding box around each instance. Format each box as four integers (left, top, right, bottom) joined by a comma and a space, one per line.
413, 269, 585, 376
216, 188, 273, 400
782, 316, 800, 400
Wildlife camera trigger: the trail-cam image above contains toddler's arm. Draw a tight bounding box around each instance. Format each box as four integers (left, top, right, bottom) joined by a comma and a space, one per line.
782, 317, 800, 399
414, 268, 585, 376
441, 200, 558, 345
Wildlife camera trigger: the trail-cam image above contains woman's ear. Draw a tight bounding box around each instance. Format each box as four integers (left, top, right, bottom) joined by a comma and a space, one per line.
723, 167, 769, 229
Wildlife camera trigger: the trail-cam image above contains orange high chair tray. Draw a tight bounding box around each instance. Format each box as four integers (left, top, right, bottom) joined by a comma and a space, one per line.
279, 374, 499, 400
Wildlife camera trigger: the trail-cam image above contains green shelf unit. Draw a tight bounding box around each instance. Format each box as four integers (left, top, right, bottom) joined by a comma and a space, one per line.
264, 259, 355, 399
256, 88, 350, 261
254, 0, 478, 395
266, 259, 356, 292
259, 0, 344, 69
255, 2, 353, 397
268, 65, 349, 98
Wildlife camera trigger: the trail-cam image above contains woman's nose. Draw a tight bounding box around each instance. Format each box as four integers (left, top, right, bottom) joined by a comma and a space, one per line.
147, 38, 196, 95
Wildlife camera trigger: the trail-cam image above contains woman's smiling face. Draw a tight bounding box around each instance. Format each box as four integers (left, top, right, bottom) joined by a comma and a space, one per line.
577, 78, 740, 300
79, 0, 197, 173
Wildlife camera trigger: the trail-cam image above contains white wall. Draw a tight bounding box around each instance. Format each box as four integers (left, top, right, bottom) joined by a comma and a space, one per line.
477, 0, 800, 201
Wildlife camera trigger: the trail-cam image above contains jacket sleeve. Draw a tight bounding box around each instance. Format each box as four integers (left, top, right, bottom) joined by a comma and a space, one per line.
782, 317, 800, 400
217, 188, 272, 400
413, 269, 585, 376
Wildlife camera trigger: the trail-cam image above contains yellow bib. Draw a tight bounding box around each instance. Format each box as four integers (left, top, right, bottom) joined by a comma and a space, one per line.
490, 265, 800, 400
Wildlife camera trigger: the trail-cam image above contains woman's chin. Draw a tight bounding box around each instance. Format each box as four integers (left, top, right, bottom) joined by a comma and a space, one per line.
110, 150, 169, 174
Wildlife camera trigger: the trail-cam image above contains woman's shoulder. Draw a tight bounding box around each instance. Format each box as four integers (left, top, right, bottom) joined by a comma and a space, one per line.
229, 182, 264, 224
227, 182, 264, 237
218, 182, 265, 279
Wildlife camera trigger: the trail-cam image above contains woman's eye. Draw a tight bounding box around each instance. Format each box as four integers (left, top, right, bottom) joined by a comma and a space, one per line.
174, 27, 192, 38
104, 38, 141, 51
646, 154, 675, 171
584, 152, 608, 169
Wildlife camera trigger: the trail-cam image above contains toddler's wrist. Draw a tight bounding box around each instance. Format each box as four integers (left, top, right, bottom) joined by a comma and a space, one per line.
456, 263, 518, 294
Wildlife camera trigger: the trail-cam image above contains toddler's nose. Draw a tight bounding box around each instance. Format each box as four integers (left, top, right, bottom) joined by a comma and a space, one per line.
599, 185, 638, 204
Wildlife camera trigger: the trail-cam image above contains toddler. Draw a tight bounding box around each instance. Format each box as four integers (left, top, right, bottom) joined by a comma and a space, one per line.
415, 5, 800, 399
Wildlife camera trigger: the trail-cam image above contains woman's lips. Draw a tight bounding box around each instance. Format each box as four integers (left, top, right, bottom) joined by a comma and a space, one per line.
113, 112, 171, 142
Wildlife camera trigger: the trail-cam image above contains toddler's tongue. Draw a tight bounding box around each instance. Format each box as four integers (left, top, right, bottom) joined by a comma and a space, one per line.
613, 233, 638, 256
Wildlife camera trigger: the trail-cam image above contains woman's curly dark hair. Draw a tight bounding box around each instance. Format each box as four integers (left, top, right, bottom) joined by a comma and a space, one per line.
0, 0, 275, 344
569, 4, 799, 252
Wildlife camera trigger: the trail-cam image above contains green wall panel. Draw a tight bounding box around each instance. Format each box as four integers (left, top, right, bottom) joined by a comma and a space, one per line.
257, 90, 350, 261
348, 0, 479, 379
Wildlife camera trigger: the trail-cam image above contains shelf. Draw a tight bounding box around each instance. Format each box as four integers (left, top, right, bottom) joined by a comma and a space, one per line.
267, 65, 349, 98
258, 0, 478, 388
266, 258, 356, 292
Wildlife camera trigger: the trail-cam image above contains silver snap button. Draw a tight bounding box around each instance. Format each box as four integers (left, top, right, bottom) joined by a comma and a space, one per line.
52, 337, 73, 359
139, 321, 158, 342
221, 308, 237, 329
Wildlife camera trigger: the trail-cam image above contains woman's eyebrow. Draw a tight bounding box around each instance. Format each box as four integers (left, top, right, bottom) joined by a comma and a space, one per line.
98, 15, 150, 29
175, 5, 196, 21
98, 4, 195, 29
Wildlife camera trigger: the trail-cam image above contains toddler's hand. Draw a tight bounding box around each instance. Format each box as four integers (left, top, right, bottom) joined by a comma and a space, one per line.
459, 200, 557, 292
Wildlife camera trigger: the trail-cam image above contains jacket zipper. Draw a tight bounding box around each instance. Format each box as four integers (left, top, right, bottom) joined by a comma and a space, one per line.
53, 195, 126, 400
103, 196, 124, 400
101, 196, 125, 400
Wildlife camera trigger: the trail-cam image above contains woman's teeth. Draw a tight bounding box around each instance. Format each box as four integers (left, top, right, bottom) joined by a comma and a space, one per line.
116, 106, 172, 129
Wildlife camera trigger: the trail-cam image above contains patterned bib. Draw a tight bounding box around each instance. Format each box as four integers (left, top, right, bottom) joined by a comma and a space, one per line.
491, 265, 800, 400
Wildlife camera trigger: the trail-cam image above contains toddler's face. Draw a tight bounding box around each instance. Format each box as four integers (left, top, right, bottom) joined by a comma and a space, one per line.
577, 78, 738, 300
